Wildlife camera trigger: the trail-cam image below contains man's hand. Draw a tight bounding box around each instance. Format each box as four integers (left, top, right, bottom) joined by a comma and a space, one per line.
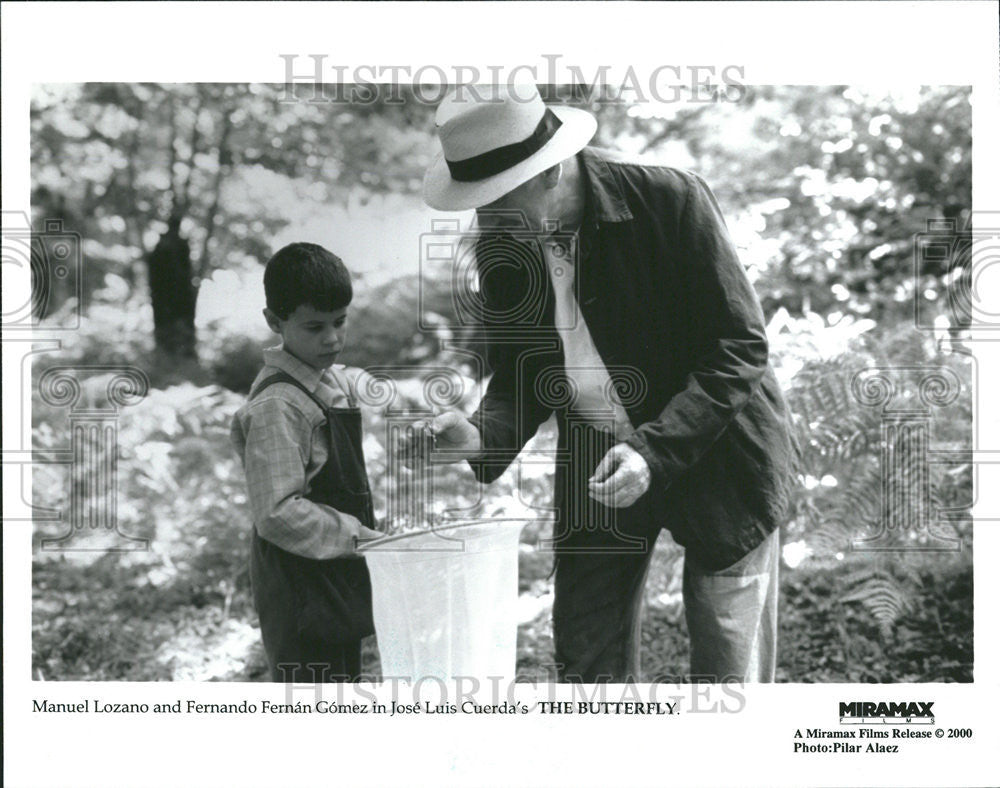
588, 443, 651, 508
395, 410, 482, 468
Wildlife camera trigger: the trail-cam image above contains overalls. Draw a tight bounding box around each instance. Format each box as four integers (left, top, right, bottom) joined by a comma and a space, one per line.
247, 370, 377, 682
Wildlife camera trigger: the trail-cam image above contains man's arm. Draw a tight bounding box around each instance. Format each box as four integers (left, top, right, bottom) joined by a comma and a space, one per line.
623, 171, 769, 491
466, 346, 555, 484
464, 231, 558, 482
400, 229, 556, 480
397, 350, 554, 479
235, 396, 380, 558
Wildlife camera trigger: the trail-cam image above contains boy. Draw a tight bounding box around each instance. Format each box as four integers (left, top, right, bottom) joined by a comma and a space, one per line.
231, 242, 383, 682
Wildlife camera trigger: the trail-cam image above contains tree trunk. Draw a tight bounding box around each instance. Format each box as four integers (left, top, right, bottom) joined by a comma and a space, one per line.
146, 218, 198, 360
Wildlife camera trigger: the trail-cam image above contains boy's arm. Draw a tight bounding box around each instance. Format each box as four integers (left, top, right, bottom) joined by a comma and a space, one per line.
237, 396, 379, 559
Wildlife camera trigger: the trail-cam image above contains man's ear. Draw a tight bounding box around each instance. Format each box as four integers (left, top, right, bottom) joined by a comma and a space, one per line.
542, 163, 562, 190
263, 308, 282, 334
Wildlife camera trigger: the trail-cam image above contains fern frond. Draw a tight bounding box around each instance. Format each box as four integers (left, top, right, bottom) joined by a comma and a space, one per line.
803, 464, 882, 557
840, 569, 911, 636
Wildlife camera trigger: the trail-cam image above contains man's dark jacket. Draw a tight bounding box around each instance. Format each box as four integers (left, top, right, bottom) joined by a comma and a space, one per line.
469, 147, 796, 570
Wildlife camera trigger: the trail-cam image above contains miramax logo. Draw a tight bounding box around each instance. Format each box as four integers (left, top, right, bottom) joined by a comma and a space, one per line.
839, 701, 935, 725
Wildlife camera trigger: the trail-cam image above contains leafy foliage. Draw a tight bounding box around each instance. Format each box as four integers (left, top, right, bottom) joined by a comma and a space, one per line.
775, 556, 971, 683
780, 323, 972, 632
31, 83, 435, 297
618, 86, 972, 325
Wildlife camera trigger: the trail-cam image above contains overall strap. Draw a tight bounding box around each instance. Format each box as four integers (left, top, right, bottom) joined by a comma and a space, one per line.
325, 366, 358, 409
249, 371, 329, 414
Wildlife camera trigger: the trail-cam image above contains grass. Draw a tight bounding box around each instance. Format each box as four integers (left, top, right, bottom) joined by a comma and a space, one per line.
32, 540, 972, 683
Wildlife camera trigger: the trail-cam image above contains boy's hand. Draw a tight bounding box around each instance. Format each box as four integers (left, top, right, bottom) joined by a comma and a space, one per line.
587, 443, 651, 508
355, 525, 385, 548
396, 411, 482, 468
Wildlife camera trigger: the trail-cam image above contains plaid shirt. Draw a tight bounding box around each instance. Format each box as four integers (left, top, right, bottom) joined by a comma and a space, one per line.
231, 346, 372, 559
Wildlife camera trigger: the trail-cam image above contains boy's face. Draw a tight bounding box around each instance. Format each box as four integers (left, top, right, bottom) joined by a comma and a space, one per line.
264, 304, 349, 370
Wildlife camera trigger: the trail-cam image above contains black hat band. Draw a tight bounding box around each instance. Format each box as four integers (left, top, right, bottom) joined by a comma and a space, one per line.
446, 108, 563, 183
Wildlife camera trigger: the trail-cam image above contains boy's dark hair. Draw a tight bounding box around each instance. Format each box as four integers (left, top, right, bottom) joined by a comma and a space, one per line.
264, 242, 353, 319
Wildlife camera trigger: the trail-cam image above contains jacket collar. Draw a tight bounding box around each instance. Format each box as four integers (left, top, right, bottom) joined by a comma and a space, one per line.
578, 147, 633, 224
262, 345, 328, 395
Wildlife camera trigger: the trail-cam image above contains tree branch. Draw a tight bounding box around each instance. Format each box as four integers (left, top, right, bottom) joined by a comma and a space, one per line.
125, 125, 149, 256
167, 92, 179, 218
178, 87, 207, 217
197, 105, 234, 281
123, 96, 152, 257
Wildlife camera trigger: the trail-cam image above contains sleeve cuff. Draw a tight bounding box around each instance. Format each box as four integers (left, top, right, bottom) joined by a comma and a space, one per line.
624, 429, 671, 491
465, 415, 514, 485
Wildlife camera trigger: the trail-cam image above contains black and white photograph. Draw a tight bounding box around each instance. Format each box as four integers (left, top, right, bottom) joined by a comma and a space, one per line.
25, 78, 975, 684
4, 2, 999, 787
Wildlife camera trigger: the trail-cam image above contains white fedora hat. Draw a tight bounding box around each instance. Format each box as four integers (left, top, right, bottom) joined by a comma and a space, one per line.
423, 84, 598, 211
